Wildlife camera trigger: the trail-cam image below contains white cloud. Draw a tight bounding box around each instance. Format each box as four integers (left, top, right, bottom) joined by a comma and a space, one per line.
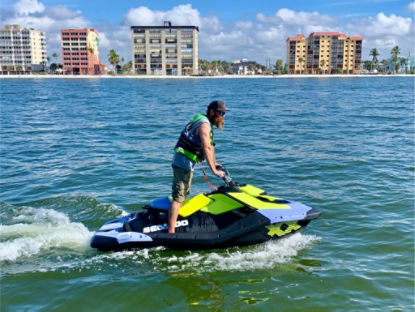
98, 32, 110, 48
233, 21, 253, 30
200, 16, 223, 33
276, 8, 335, 26
13, 0, 44, 15
346, 13, 414, 58
408, 2, 415, 13
123, 4, 201, 27
5, 15, 55, 30
2, 1, 91, 59
365, 13, 412, 36
257, 8, 335, 27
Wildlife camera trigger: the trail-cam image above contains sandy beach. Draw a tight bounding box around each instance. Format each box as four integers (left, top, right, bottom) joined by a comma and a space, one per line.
0, 74, 412, 79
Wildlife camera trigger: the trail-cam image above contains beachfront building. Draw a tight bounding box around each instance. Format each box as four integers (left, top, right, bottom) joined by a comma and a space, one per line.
0, 24, 47, 74
60, 29, 106, 75
232, 59, 256, 75
286, 32, 363, 74
131, 21, 199, 76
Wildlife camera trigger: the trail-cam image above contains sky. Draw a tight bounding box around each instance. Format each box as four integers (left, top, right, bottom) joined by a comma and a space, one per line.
1, 0, 414, 66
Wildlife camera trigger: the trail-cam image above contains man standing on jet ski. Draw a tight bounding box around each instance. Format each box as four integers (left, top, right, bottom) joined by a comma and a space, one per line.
168, 100, 227, 233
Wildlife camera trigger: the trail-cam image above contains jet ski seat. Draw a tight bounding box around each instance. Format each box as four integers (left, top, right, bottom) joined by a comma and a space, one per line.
149, 197, 171, 211
149, 194, 212, 217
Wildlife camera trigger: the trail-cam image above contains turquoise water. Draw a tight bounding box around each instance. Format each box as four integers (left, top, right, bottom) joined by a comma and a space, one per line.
1, 77, 414, 311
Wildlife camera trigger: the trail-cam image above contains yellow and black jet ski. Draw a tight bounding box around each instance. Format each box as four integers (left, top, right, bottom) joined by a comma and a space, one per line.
90, 168, 321, 251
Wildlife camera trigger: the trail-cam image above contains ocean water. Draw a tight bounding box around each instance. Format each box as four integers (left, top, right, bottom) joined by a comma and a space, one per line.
0, 77, 414, 311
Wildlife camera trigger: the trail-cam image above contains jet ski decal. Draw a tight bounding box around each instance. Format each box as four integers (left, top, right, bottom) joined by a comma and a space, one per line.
143, 220, 189, 233
266, 222, 302, 237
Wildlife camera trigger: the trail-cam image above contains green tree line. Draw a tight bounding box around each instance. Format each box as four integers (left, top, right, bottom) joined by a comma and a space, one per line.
362, 46, 412, 74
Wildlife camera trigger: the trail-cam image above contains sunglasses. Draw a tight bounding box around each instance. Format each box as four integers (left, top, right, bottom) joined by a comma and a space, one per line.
215, 110, 226, 116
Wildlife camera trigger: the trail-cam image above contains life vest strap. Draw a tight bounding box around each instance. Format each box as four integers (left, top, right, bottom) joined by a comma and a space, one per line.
175, 147, 201, 163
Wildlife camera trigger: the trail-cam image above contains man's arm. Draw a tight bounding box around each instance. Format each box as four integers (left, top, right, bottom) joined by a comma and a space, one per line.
199, 123, 224, 177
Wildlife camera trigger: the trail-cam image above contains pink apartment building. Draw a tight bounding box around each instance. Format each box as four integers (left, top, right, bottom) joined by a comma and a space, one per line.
61, 29, 106, 75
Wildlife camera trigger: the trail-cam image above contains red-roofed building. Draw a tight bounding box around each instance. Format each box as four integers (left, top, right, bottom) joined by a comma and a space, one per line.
61, 29, 106, 75
286, 32, 363, 74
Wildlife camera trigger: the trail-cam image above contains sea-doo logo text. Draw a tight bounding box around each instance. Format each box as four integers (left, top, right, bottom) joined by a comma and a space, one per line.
143, 220, 189, 233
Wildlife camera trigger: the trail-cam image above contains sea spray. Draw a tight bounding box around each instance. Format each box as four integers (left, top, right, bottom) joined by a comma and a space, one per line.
0, 206, 93, 262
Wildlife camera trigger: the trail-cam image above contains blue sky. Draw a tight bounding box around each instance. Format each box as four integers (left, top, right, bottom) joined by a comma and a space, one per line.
1, 0, 414, 65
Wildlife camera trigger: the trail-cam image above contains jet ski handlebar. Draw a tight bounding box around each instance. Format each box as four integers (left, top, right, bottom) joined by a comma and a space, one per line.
216, 165, 233, 186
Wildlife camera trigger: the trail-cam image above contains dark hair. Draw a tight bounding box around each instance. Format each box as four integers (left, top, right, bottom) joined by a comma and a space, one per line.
207, 100, 226, 114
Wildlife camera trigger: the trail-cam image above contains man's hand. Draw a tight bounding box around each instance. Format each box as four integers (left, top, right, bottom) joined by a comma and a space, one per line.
214, 164, 225, 178
214, 170, 225, 178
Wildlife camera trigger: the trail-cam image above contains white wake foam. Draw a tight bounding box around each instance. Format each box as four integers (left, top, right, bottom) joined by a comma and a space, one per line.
0, 207, 93, 262
162, 233, 321, 272
84, 233, 320, 272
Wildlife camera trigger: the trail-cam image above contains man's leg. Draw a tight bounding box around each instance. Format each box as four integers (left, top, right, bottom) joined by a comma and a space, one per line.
169, 165, 189, 234
168, 201, 181, 234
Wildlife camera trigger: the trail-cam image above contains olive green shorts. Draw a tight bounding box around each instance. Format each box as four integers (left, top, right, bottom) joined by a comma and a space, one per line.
172, 165, 194, 203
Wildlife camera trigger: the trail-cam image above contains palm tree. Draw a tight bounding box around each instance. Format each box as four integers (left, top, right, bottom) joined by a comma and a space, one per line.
274, 59, 283, 74
108, 49, 120, 73
400, 58, 408, 74
207, 61, 215, 75
52, 52, 58, 62
364, 60, 374, 72
369, 48, 380, 72
380, 59, 388, 74
247, 63, 255, 75
283, 63, 288, 75
391, 46, 400, 74
45, 56, 51, 72
221, 60, 230, 75
198, 59, 209, 75
121, 61, 133, 74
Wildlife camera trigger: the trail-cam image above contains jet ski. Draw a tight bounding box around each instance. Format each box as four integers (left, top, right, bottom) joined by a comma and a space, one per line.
91, 168, 321, 251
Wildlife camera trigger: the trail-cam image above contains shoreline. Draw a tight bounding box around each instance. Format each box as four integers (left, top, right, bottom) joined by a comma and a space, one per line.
0, 74, 413, 79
